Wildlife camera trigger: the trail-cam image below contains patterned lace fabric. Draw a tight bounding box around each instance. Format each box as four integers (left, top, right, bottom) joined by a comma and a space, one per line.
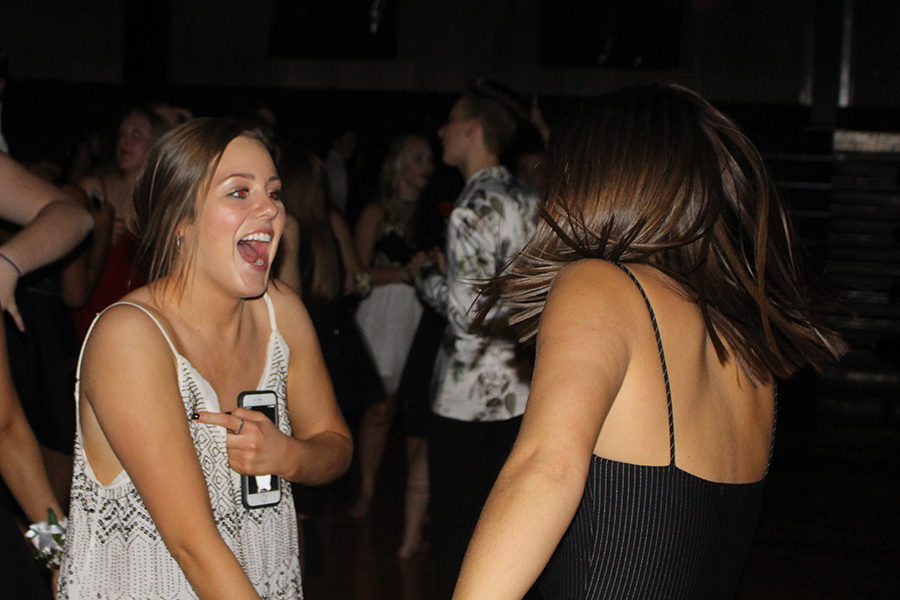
58, 295, 302, 599
417, 166, 540, 422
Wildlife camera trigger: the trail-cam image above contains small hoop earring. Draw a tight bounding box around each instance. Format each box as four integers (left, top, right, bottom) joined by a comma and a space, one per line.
176, 235, 182, 248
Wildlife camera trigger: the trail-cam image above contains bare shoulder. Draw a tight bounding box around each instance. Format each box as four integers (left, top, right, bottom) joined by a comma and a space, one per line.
537, 261, 640, 352
356, 202, 384, 229
81, 300, 178, 389
546, 261, 643, 321
84, 300, 168, 352
267, 282, 314, 342
553, 259, 630, 290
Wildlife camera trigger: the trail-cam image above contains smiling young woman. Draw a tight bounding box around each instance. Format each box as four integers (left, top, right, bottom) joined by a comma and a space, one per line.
57, 118, 352, 600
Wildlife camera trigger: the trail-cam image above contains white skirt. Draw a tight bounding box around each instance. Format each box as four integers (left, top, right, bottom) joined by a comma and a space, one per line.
355, 282, 424, 395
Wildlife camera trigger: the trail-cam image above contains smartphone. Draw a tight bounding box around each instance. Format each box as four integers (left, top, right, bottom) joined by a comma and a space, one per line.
237, 390, 281, 509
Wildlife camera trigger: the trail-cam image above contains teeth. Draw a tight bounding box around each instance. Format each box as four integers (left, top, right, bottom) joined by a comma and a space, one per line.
241, 232, 272, 243
254, 258, 265, 266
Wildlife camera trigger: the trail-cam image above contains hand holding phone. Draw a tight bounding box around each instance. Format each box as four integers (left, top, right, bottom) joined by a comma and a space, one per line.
237, 391, 281, 509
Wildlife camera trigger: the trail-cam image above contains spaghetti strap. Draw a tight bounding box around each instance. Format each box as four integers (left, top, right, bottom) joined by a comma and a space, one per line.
76, 301, 179, 380
612, 262, 677, 466
262, 292, 277, 331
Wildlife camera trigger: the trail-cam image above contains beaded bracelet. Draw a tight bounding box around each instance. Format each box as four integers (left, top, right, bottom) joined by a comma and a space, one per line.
0, 251, 22, 277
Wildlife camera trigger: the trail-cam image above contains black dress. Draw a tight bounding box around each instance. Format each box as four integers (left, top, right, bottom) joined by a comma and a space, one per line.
4, 270, 80, 454
540, 263, 771, 599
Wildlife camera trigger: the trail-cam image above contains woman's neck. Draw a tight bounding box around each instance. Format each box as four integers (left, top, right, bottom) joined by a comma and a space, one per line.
156, 276, 251, 344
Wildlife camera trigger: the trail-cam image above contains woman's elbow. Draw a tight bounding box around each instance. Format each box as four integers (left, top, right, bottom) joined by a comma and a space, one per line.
72, 205, 95, 239
46, 199, 94, 241
508, 445, 588, 493
325, 432, 354, 482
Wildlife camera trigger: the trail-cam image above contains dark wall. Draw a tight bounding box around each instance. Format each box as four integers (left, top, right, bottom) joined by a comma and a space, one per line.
5, 0, 887, 106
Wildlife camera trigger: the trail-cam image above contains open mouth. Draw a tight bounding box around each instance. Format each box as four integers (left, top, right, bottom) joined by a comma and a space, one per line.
237, 232, 272, 267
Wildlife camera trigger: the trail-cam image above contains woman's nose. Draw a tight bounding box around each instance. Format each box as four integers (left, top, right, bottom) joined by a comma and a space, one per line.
257, 192, 281, 217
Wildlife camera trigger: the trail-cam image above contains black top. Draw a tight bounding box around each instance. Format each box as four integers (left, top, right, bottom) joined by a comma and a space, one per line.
540, 263, 771, 600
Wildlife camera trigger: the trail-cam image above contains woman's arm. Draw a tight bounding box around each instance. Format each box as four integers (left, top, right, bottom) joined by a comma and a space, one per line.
0, 153, 93, 328
197, 287, 352, 486
329, 209, 365, 293
59, 177, 116, 309
257, 285, 352, 484
81, 305, 259, 599
453, 261, 635, 600
0, 319, 65, 524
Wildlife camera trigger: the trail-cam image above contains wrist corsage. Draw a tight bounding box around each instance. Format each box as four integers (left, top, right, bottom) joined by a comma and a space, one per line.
354, 271, 372, 297
25, 508, 67, 570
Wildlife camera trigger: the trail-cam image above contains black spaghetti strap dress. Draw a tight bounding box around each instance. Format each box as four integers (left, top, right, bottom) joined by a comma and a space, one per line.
539, 263, 773, 600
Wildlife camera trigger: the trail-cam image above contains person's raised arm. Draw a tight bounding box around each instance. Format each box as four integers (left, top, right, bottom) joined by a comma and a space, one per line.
81, 305, 260, 599
452, 261, 634, 599
60, 176, 116, 309
0, 153, 93, 328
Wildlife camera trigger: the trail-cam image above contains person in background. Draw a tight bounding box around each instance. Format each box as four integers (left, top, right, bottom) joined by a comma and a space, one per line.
275, 146, 380, 574
452, 84, 847, 600
350, 134, 434, 524
0, 151, 93, 599
415, 79, 539, 599
323, 128, 357, 216
69, 105, 170, 336
276, 146, 378, 426
57, 118, 351, 598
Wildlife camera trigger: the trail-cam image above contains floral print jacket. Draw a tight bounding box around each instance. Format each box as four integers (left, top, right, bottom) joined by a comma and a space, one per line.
417, 166, 539, 421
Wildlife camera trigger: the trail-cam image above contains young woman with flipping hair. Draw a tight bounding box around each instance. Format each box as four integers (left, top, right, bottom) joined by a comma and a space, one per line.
57, 118, 351, 599
453, 84, 846, 600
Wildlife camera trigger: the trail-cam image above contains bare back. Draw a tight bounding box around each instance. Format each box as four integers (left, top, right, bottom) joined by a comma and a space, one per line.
530, 259, 775, 486
591, 262, 775, 484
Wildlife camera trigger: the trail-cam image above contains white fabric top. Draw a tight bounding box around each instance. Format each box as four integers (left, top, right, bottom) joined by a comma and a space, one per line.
58, 294, 302, 599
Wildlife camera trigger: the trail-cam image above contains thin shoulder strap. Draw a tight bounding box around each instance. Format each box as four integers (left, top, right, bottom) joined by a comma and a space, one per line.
263, 292, 277, 331
76, 301, 179, 379
613, 262, 677, 466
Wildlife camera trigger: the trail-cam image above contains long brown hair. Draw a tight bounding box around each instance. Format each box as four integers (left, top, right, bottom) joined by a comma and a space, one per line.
278, 146, 342, 303
482, 84, 845, 382
131, 117, 269, 286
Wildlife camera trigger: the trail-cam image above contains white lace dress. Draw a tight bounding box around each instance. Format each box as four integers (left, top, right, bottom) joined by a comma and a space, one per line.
58, 295, 302, 599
